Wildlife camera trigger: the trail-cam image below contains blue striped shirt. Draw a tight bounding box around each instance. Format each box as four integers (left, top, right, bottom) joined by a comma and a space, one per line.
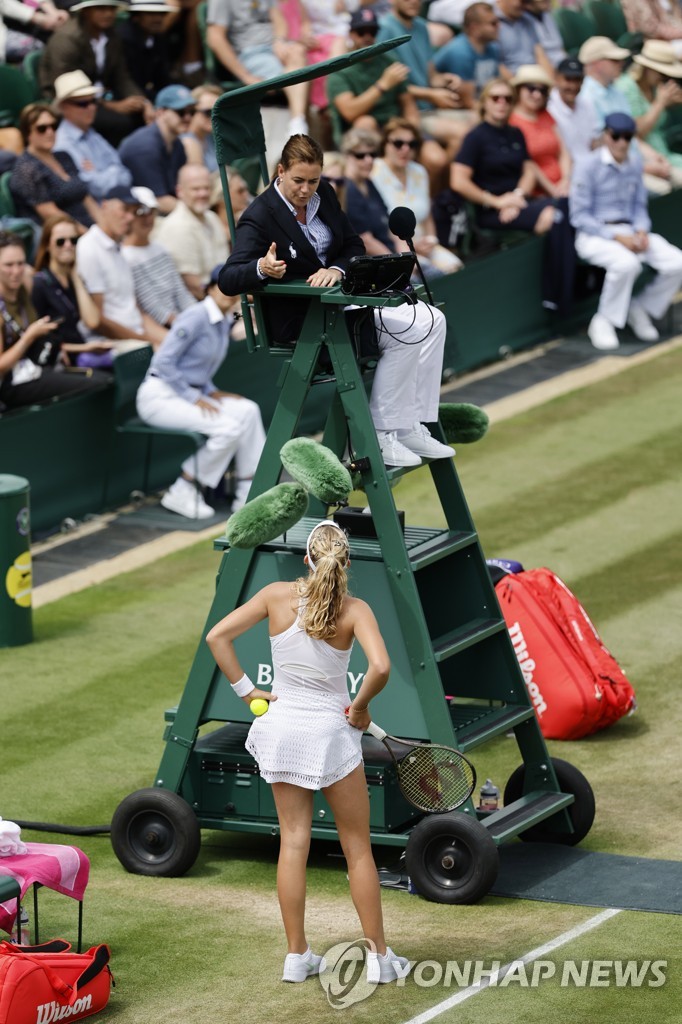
569, 146, 651, 239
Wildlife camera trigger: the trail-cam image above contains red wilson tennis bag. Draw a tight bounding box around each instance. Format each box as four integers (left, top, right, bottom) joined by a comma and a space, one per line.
0, 940, 112, 1024
495, 568, 636, 739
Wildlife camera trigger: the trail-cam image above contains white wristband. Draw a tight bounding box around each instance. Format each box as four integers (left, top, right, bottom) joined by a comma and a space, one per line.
231, 673, 255, 697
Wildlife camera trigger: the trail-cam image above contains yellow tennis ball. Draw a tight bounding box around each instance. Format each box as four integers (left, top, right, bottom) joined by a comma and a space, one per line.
250, 698, 270, 717
5, 551, 32, 608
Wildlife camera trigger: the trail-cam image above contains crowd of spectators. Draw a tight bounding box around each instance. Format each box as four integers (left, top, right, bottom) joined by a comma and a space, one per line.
3, 0, 682, 510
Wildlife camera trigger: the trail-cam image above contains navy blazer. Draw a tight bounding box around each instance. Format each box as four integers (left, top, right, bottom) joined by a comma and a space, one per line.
219, 179, 365, 344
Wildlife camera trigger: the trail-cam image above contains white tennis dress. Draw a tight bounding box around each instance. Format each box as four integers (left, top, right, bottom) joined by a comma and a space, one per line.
245, 613, 362, 789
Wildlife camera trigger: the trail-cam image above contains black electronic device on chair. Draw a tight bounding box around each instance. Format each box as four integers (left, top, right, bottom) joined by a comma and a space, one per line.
341, 252, 416, 297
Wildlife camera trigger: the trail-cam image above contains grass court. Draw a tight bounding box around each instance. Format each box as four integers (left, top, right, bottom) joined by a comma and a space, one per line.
3, 343, 682, 1023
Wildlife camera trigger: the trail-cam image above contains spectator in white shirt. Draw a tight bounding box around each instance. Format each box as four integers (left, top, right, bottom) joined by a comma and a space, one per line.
548, 57, 601, 161
76, 184, 165, 347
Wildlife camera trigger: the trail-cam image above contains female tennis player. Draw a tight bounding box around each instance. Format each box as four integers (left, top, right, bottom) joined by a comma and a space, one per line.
206, 520, 409, 984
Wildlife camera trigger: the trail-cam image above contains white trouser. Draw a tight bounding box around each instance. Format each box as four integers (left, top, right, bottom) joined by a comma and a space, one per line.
136, 377, 266, 489
575, 229, 682, 328
369, 299, 447, 432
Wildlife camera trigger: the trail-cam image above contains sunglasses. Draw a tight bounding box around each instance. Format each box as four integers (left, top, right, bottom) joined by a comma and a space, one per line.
176, 107, 196, 118
350, 150, 377, 159
323, 175, 345, 186
489, 94, 513, 103
608, 130, 634, 142
67, 98, 98, 108
54, 236, 78, 247
523, 84, 549, 96
34, 122, 58, 134
388, 138, 418, 150
196, 108, 213, 115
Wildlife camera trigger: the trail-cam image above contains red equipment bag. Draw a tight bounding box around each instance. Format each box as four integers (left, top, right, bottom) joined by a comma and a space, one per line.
495, 567, 636, 740
0, 939, 112, 1024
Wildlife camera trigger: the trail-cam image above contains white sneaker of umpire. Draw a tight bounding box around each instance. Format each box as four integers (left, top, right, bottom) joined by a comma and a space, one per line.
377, 430, 421, 468
399, 422, 454, 459
161, 477, 214, 519
627, 301, 659, 342
366, 947, 411, 984
587, 313, 619, 351
282, 947, 326, 983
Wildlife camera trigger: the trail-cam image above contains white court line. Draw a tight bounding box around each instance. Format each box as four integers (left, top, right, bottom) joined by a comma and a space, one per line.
402, 907, 623, 1024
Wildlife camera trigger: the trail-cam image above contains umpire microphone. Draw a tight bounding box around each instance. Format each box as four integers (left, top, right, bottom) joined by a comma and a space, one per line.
388, 206, 435, 306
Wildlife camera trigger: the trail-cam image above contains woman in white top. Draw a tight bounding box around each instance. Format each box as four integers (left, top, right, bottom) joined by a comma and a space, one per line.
371, 116, 463, 278
206, 521, 409, 985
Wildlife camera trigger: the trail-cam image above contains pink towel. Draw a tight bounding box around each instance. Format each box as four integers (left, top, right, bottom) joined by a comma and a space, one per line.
0, 843, 90, 934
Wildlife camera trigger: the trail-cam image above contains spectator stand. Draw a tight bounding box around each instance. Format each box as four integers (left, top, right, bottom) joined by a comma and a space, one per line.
0, 172, 41, 257
552, 7, 598, 54
0, 65, 35, 128
103, 345, 208, 509
21, 50, 44, 101
582, 0, 642, 50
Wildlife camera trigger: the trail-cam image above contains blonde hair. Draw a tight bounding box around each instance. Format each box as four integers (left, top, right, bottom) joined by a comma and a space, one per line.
295, 523, 350, 640
478, 78, 513, 120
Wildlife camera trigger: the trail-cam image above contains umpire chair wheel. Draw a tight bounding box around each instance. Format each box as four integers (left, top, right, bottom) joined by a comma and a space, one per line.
111, 788, 201, 876
405, 812, 499, 904
504, 758, 595, 846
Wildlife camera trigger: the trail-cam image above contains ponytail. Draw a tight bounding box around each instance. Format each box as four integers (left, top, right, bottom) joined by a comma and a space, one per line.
296, 522, 350, 640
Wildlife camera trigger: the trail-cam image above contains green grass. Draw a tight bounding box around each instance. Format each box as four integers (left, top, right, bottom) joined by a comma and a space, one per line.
3, 347, 682, 1023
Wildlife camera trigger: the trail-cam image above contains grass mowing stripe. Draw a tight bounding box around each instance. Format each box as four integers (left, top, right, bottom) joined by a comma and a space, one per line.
470, 424, 680, 553
400, 909, 623, 1024
462, 345, 682, 470
567, 528, 682, 626
496, 477, 682, 585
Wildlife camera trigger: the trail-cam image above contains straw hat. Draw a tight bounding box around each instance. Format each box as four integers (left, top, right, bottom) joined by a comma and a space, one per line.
128, 0, 177, 13
70, 0, 127, 11
633, 39, 682, 78
53, 70, 102, 105
578, 36, 630, 64
510, 64, 554, 89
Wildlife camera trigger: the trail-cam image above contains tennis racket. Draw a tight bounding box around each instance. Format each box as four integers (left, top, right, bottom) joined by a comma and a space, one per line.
348, 710, 476, 814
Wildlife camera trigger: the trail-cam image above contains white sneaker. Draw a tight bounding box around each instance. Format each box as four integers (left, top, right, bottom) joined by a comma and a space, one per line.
366, 946, 411, 984
587, 313, 619, 351
160, 478, 214, 520
376, 430, 422, 468
627, 301, 659, 342
399, 423, 454, 460
288, 115, 309, 136
282, 947, 326, 983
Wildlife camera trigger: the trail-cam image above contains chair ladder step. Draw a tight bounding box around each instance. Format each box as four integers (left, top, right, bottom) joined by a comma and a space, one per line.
480, 791, 574, 842
451, 703, 536, 751
408, 530, 478, 571
432, 617, 506, 661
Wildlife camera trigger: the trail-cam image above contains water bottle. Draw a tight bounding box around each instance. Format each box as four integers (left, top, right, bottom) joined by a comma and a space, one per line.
478, 778, 499, 812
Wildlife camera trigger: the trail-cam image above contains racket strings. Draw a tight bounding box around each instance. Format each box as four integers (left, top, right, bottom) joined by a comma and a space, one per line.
397, 745, 475, 813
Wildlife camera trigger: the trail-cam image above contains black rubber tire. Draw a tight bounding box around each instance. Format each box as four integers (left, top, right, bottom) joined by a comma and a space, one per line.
111, 788, 201, 876
504, 758, 595, 846
404, 812, 499, 904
